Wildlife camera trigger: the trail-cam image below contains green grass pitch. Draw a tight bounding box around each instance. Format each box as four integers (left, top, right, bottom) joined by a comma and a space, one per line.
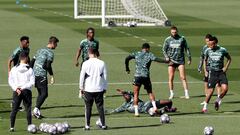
1, 0, 240, 134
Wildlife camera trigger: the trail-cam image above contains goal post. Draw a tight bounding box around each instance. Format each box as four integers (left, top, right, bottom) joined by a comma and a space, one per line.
74, 0, 171, 27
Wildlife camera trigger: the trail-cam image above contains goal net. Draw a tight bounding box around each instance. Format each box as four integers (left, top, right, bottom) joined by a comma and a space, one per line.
74, 0, 170, 27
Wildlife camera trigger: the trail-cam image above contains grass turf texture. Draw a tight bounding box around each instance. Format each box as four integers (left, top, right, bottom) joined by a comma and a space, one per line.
0, 0, 240, 134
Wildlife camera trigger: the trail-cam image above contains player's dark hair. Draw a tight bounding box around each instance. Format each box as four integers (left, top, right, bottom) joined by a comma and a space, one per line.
142, 43, 150, 49
18, 51, 29, 63
205, 34, 212, 39
170, 26, 178, 31
86, 27, 95, 34
49, 36, 59, 44
20, 36, 29, 41
209, 36, 218, 44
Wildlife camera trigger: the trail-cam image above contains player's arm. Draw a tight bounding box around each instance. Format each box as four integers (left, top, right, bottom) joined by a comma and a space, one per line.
110, 102, 128, 113
29, 57, 35, 68
7, 58, 13, 73
102, 62, 108, 92
162, 39, 170, 61
203, 52, 209, 77
183, 38, 192, 65
79, 63, 86, 91
153, 56, 169, 63
197, 47, 205, 73
223, 53, 231, 73
125, 54, 135, 74
75, 48, 82, 67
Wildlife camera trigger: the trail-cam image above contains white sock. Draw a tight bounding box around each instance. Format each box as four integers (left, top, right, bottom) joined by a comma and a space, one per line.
151, 101, 157, 110
170, 90, 174, 96
203, 102, 208, 110
134, 105, 139, 115
216, 97, 222, 104
185, 90, 189, 96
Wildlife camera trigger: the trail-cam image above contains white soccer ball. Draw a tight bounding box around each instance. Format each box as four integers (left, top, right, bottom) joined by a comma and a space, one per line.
27, 124, 38, 134
204, 126, 214, 135
148, 107, 156, 116
131, 21, 137, 27
96, 118, 102, 126
48, 125, 57, 135
160, 114, 170, 123
62, 121, 71, 132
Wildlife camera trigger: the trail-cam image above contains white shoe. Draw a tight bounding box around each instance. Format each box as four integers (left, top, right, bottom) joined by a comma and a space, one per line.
185, 94, 190, 99
169, 94, 174, 100
200, 101, 205, 105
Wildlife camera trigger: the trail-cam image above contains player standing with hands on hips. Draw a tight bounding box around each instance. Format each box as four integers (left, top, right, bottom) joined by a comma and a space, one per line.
8, 52, 35, 132
30, 36, 59, 119
79, 48, 108, 130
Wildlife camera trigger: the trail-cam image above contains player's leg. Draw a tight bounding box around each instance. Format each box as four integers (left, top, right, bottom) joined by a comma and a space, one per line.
202, 71, 216, 113
214, 72, 228, 111
216, 83, 222, 98
22, 90, 32, 125
83, 91, 94, 130
95, 91, 107, 129
168, 65, 176, 99
157, 99, 177, 112
178, 64, 189, 99
200, 76, 209, 105
144, 78, 157, 112
10, 91, 22, 131
133, 77, 141, 116
34, 76, 48, 118
133, 85, 140, 116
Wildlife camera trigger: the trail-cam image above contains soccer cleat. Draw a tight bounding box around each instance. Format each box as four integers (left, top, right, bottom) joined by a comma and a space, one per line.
9, 128, 14, 132
214, 101, 220, 111
32, 112, 42, 119
202, 108, 208, 113
83, 125, 90, 130
101, 125, 108, 130
165, 107, 177, 112
134, 113, 140, 117
169, 94, 174, 100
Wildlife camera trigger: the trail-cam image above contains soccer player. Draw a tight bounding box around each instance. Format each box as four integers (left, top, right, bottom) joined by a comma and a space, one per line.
30, 36, 59, 119
8, 52, 35, 132
125, 43, 168, 117
8, 36, 30, 73
110, 89, 177, 115
198, 34, 221, 103
8, 36, 30, 111
79, 48, 107, 130
75, 27, 99, 67
201, 36, 231, 113
162, 26, 191, 99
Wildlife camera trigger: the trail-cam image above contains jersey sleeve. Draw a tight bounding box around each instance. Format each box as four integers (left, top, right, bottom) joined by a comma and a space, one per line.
162, 38, 169, 59
125, 52, 136, 71
80, 40, 84, 49
183, 37, 191, 61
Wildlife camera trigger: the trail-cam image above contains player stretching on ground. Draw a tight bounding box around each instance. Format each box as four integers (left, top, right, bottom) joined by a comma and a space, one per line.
110, 89, 176, 116
30, 36, 59, 119
75, 27, 99, 67
162, 26, 192, 99
198, 34, 221, 104
202, 36, 231, 113
125, 43, 168, 117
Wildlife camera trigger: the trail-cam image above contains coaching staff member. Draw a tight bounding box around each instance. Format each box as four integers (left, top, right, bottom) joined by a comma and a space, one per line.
8, 52, 35, 132
79, 48, 107, 130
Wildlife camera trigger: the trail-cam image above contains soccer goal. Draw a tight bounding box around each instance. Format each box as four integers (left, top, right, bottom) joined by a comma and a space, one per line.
74, 0, 171, 27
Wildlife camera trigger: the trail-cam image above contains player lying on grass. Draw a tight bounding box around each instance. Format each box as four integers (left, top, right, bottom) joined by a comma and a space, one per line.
110, 89, 177, 116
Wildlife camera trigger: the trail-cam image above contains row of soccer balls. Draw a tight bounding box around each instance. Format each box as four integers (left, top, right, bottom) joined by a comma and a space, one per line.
27, 122, 71, 134
160, 114, 214, 135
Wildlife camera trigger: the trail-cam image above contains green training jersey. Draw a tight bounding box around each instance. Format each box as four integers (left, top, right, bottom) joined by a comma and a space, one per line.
80, 38, 99, 62
126, 51, 165, 77
111, 91, 151, 114
162, 35, 191, 64
33, 47, 54, 77
205, 45, 229, 71
10, 46, 30, 66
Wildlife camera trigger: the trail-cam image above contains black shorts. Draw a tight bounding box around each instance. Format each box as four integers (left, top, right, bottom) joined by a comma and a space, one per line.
203, 76, 208, 82
168, 63, 181, 68
208, 70, 228, 89
133, 77, 152, 93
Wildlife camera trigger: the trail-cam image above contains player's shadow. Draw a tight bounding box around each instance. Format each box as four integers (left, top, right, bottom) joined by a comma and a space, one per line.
108, 123, 162, 130
41, 104, 84, 110
47, 113, 110, 118
224, 100, 240, 104
106, 93, 147, 98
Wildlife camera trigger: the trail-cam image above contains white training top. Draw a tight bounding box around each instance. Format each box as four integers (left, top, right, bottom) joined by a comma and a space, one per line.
8, 63, 35, 91
79, 58, 107, 93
